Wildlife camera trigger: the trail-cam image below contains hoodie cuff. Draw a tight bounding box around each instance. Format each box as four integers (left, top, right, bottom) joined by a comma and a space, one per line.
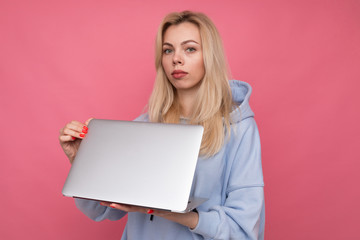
189, 210, 218, 238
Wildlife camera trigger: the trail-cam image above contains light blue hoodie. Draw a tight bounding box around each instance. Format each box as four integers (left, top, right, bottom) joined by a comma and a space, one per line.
75, 80, 265, 240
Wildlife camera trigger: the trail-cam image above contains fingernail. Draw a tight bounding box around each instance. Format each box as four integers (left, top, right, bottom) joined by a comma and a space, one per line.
80, 134, 85, 137
83, 126, 88, 130
147, 209, 154, 214
72, 137, 76, 140
82, 129, 87, 133
99, 202, 103, 206
110, 205, 116, 209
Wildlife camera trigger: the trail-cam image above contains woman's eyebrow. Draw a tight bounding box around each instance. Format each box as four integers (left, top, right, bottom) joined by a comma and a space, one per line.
162, 40, 200, 47
181, 40, 200, 45
163, 42, 173, 47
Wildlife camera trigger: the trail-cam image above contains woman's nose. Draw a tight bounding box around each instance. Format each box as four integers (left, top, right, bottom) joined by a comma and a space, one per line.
172, 51, 184, 65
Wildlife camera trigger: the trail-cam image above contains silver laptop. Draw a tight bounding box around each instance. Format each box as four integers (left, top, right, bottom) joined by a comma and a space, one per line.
62, 119, 207, 213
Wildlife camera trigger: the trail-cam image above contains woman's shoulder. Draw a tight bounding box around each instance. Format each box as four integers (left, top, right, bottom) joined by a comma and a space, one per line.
229, 117, 259, 145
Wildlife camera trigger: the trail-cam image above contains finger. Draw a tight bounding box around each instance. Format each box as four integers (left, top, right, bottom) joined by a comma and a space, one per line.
59, 127, 65, 136
59, 127, 76, 142
62, 121, 88, 138
99, 201, 111, 207
99, 202, 150, 214
109, 203, 128, 211
109, 203, 146, 213
65, 121, 88, 134
85, 118, 94, 126
62, 128, 86, 139
59, 134, 77, 143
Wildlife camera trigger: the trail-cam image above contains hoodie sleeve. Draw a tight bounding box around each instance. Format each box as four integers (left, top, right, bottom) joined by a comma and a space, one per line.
190, 118, 265, 240
74, 198, 127, 222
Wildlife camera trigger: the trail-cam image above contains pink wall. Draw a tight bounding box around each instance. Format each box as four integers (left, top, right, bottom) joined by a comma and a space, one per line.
1, 0, 359, 239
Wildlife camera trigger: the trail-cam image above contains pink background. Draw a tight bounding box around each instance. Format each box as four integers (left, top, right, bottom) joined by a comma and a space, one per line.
1, 0, 359, 239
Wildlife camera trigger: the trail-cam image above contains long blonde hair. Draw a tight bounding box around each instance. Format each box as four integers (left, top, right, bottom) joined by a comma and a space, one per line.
148, 11, 233, 156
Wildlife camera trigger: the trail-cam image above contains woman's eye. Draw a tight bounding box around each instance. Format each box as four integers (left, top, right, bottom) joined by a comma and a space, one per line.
186, 47, 196, 52
163, 49, 172, 54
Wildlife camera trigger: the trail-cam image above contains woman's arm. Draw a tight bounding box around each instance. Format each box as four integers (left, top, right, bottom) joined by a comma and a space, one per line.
102, 202, 199, 229
190, 118, 265, 239
191, 188, 264, 239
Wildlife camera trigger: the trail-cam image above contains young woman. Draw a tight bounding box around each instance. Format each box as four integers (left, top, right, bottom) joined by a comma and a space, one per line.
59, 11, 265, 240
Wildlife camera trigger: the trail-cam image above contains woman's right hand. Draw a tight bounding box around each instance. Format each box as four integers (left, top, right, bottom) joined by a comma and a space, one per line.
59, 118, 93, 164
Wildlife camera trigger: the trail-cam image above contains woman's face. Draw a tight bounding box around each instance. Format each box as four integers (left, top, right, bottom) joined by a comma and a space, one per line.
162, 22, 205, 94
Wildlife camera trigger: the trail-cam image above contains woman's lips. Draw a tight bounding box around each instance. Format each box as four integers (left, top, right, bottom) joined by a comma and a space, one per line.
172, 70, 188, 79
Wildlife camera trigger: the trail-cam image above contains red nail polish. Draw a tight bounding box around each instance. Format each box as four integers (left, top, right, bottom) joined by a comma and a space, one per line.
80, 134, 85, 137
82, 129, 87, 133
72, 136, 76, 140
83, 126, 88, 130
110, 205, 116, 209
147, 209, 154, 214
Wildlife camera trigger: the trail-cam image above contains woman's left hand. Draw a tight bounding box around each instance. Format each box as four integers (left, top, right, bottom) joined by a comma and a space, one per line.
99, 201, 199, 229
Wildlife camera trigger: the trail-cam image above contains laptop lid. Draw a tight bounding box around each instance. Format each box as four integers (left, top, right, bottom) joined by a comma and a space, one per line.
62, 119, 206, 213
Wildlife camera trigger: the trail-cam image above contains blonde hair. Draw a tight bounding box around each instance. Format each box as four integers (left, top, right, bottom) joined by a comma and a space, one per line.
148, 11, 233, 156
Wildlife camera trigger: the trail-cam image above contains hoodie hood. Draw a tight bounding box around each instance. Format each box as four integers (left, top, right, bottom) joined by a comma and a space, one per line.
229, 80, 254, 124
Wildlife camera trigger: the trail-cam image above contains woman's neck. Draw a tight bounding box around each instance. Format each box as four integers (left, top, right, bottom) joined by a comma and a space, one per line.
176, 89, 198, 118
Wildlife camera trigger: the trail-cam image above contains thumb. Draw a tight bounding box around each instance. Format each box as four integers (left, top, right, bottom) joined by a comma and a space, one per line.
85, 118, 94, 126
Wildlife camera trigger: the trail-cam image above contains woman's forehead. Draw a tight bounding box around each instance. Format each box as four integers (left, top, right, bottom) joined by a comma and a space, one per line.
163, 22, 201, 44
